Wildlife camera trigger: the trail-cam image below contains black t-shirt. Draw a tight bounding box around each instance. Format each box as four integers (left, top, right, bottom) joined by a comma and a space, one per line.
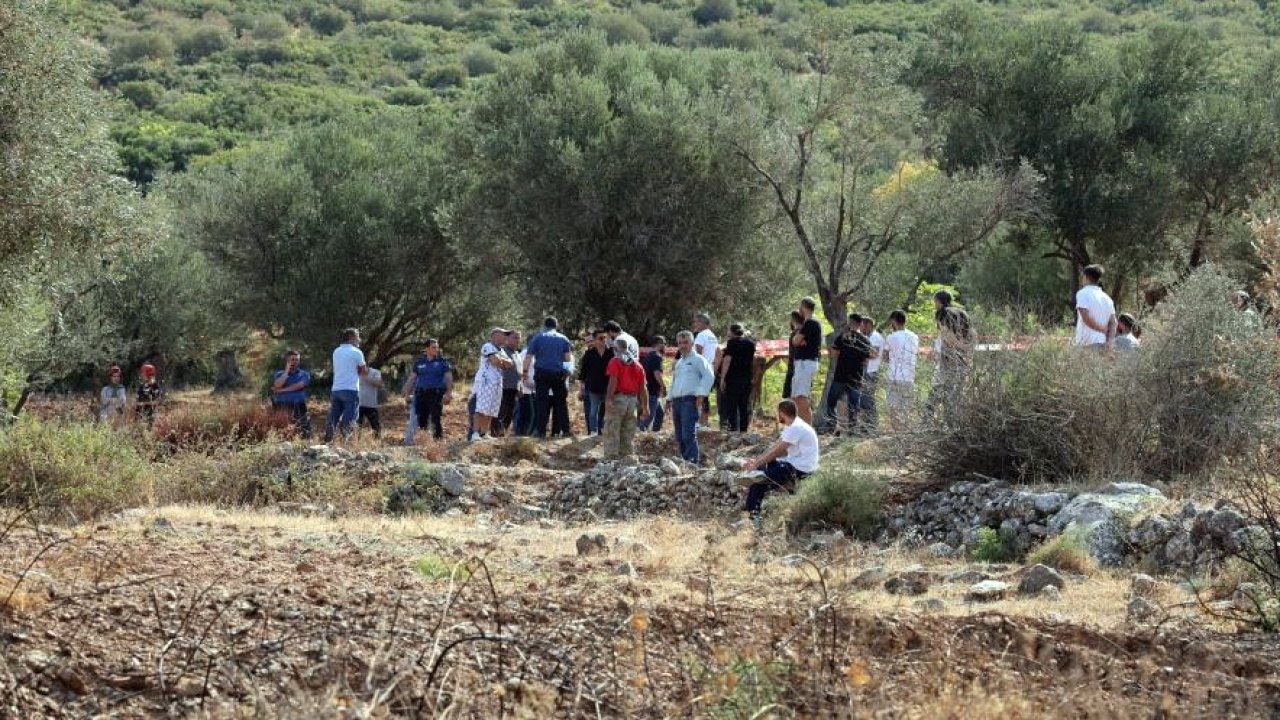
723, 336, 756, 386
832, 331, 871, 385
794, 318, 823, 361
642, 351, 664, 396
579, 347, 614, 394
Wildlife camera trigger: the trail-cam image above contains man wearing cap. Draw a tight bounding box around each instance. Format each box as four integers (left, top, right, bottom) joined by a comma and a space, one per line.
471, 327, 515, 440
135, 363, 164, 426
524, 317, 575, 438
272, 350, 313, 439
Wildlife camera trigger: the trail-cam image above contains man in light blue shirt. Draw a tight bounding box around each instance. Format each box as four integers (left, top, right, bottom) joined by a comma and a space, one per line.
325, 327, 367, 443
667, 330, 715, 464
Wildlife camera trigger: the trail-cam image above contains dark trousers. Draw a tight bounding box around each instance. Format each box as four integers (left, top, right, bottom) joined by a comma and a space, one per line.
855, 374, 878, 433
358, 406, 381, 437
273, 401, 312, 439
534, 370, 571, 437
671, 396, 701, 463
495, 388, 518, 436
639, 392, 664, 432
722, 380, 752, 432
514, 394, 535, 436
414, 388, 445, 439
745, 460, 806, 514
825, 381, 861, 432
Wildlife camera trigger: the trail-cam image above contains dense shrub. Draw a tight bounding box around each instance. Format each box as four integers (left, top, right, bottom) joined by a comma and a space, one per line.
0, 420, 150, 521
779, 467, 884, 540
693, 0, 737, 25
1026, 528, 1095, 573
384, 86, 433, 106
594, 13, 651, 45
308, 7, 350, 35
117, 80, 165, 109
461, 44, 502, 76
176, 26, 231, 62
916, 267, 1280, 484
251, 12, 291, 40
151, 401, 294, 452
110, 31, 175, 64
421, 63, 467, 89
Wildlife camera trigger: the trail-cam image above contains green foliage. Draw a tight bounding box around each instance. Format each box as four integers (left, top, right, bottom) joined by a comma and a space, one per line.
1026, 527, 1094, 574
459, 34, 790, 335
110, 31, 175, 64
385, 461, 450, 514
251, 12, 291, 40
0, 419, 151, 521
707, 658, 790, 720
308, 6, 349, 35
415, 554, 471, 581
780, 467, 884, 540
118, 80, 166, 109
971, 526, 1019, 563
693, 0, 737, 26
176, 26, 231, 62
178, 112, 496, 362
917, 266, 1280, 484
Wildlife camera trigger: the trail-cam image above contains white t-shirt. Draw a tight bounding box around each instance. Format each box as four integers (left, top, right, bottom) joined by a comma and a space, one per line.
780, 417, 820, 473
694, 329, 718, 367
358, 368, 382, 408
865, 331, 885, 375
332, 344, 365, 392
885, 329, 919, 383
1075, 285, 1116, 346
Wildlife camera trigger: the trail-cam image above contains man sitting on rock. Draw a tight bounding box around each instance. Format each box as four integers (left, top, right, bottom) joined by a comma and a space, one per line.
738, 399, 820, 531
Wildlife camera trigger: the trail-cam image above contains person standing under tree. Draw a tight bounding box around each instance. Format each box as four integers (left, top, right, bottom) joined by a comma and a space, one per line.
826, 315, 871, 434
495, 330, 523, 436
856, 316, 884, 434
601, 335, 649, 459
272, 350, 312, 439
134, 363, 163, 426
668, 331, 715, 465
882, 310, 919, 431
789, 297, 823, 424
472, 327, 515, 440
524, 317, 574, 438
692, 313, 718, 427
578, 330, 613, 436
325, 328, 368, 443
720, 324, 756, 432
1074, 264, 1117, 351
927, 291, 973, 414
404, 339, 453, 442
638, 336, 667, 432
357, 364, 385, 438
99, 365, 128, 426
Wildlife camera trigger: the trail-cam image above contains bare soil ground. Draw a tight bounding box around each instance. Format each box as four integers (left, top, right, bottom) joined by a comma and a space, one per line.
3, 506, 1279, 718
4, 391, 1280, 717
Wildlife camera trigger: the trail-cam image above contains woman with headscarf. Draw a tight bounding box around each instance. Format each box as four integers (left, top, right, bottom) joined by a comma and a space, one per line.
601, 334, 649, 459
99, 365, 128, 426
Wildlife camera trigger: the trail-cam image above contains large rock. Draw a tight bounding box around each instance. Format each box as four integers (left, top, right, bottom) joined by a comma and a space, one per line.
1048, 483, 1165, 567
966, 580, 1010, 602
576, 533, 608, 557
884, 571, 934, 596
1017, 564, 1065, 595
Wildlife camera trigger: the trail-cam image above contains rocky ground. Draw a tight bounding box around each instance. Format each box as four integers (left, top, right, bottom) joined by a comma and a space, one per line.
3, 402, 1280, 717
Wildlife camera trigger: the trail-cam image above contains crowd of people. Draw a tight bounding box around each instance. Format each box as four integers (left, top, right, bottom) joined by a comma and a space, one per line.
87, 266, 1261, 529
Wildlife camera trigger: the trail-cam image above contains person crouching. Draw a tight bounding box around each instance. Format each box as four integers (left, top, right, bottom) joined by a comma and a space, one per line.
738, 399, 820, 531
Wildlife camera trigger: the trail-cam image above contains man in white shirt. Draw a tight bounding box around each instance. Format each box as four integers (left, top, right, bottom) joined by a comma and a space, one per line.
1074, 264, 1116, 350
325, 327, 368, 443
692, 313, 718, 426
882, 309, 919, 431
856, 315, 886, 434
737, 399, 820, 530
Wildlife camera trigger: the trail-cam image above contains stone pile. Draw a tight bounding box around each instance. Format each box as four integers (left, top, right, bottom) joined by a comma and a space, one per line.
887, 479, 1264, 572
298, 445, 397, 474
547, 460, 743, 518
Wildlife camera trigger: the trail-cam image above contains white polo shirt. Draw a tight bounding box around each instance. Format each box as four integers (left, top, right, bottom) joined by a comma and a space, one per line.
332, 343, 365, 392
694, 328, 718, 367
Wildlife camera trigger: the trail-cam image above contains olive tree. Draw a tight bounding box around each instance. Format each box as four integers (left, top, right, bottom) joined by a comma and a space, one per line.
180, 112, 495, 364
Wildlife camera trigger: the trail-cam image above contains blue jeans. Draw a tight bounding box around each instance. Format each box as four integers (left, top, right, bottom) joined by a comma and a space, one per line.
587, 392, 605, 434
671, 396, 700, 464
855, 374, 878, 433
639, 392, 664, 432
825, 381, 860, 432
324, 390, 359, 441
